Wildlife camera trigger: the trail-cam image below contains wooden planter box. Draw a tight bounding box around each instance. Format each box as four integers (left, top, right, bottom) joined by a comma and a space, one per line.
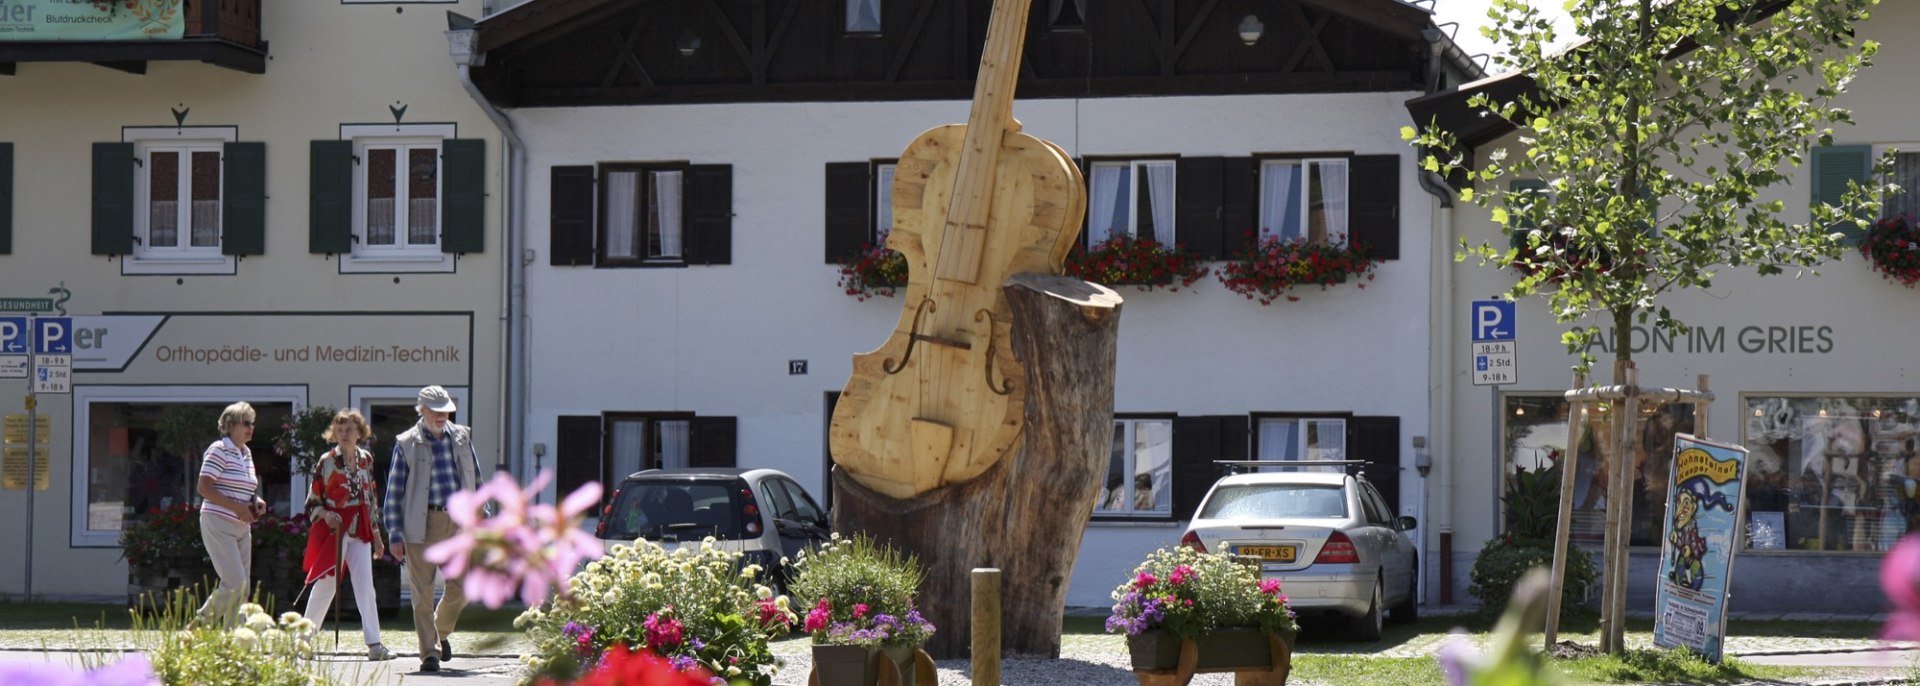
1127, 628, 1291, 686
807, 643, 935, 686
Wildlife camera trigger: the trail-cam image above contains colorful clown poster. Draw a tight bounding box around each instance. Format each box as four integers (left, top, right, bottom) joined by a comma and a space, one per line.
1653, 433, 1750, 661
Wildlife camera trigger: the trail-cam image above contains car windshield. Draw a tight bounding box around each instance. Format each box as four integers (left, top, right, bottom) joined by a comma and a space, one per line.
1199, 484, 1347, 519
602, 480, 746, 541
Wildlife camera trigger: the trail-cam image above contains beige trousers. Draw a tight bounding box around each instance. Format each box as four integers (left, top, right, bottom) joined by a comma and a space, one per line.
403, 511, 468, 656
196, 512, 252, 627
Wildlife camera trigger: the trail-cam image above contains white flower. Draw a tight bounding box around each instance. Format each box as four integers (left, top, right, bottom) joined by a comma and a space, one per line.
239, 603, 265, 616
279, 611, 302, 626
246, 614, 275, 634
725, 666, 741, 677
755, 586, 773, 600
775, 596, 791, 610
230, 627, 259, 650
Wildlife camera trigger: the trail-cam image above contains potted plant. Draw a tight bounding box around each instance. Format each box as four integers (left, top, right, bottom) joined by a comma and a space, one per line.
1064, 233, 1210, 292
789, 534, 937, 686
1862, 215, 1920, 287
123, 503, 217, 606
1107, 546, 1297, 684
836, 239, 910, 301
273, 405, 337, 475
517, 538, 795, 685
1216, 232, 1380, 305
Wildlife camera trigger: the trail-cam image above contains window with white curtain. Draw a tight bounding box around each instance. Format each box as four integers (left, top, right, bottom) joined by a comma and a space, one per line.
136, 142, 223, 259
599, 164, 686, 265
846, 0, 881, 33
356, 141, 441, 254
875, 163, 896, 242
1256, 417, 1347, 472
1097, 418, 1173, 516
606, 416, 692, 481
1088, 159, 1176, 246
1259, 159, 1349, 246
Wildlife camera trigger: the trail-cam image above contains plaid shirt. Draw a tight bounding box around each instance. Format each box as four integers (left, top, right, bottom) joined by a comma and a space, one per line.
384, 421, 479, 543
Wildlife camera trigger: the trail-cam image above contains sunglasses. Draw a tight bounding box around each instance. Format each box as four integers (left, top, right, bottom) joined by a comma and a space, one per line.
238, 421, 255, 428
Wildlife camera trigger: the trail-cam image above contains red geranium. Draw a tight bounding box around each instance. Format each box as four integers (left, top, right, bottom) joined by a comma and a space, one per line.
1216, 231, 1381, 305
1063, 233, 1210, 292
1863, 215, 1920, 288
541, 644, 712, 686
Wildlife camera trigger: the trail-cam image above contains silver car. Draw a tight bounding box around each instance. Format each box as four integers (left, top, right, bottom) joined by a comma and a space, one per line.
1178, 468, 1418, 640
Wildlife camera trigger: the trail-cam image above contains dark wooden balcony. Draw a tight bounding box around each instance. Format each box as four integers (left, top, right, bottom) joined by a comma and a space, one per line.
0, 0, 267, 76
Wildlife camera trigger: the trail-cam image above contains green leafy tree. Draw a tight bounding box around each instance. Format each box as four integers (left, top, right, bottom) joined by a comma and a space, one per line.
1411, 0, 1890, 374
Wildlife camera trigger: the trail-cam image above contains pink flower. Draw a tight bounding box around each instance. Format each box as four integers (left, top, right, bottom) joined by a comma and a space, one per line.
425, 469, 604, 609
804, 599, 832, 633
643, 612, 684, 650
853, 603, 870, 619
1259, 578, 1283, 596
1881, 534, 1920, 641
1169, 565, 1193, 585
1134, 572, 1157, 588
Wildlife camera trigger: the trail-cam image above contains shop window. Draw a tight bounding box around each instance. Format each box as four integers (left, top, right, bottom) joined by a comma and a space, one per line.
1742, 395, 1920, 552
1500, 394, 1694, 547
1097, 417, 1172, 516
78, 396, 294, 547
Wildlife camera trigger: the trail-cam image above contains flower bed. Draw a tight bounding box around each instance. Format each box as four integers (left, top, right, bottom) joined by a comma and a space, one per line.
1063, 234, 1209, 292
1862, 215, 1920, 287
1217, 233, 1379, 305
517, 539, 793, 686
122, 504, 309, 610
836, 242, 910, 301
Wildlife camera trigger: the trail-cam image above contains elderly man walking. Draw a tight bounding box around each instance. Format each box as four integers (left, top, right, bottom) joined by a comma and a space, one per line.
383, 385, 481, 673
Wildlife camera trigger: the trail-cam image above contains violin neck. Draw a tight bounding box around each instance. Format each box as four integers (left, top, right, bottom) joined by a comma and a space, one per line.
937, 0, 1033, 284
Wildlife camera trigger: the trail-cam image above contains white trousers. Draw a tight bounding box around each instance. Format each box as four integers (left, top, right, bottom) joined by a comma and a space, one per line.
302, 536, 382, 645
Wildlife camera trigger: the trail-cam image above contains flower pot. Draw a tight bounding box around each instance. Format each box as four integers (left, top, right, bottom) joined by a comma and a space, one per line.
1127, 628, 1290, 686
809, 643, 928, 686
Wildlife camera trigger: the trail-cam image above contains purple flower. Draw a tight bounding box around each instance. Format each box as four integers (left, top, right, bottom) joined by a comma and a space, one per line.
668, 655, 699, 673
0, 655, 158, 686
1882, 534, 1920, 641
688, 637, 706, 651
1434, 633, 1478, 686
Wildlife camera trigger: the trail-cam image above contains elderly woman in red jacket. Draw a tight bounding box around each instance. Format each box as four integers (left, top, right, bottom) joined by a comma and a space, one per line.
300, 409, 394, 661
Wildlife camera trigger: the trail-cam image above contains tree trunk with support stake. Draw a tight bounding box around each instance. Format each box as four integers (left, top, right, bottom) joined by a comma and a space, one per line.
832, 274, 1121, 659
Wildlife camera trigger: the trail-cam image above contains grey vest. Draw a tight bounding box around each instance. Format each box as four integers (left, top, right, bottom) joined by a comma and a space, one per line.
392, 422, 477, 544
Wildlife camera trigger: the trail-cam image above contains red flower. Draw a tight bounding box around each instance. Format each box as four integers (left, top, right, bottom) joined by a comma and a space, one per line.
548, 644, 712, 686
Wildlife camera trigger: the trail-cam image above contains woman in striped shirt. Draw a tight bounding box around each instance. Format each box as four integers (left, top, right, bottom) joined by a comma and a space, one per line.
194, 401, 267, 627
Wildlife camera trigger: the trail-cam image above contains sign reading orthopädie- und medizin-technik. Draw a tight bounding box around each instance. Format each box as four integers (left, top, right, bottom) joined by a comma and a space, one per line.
1653, 433, 1750, 662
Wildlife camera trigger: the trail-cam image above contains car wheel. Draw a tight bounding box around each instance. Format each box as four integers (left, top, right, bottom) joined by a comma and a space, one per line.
1389, 557, 1418, 624
1350, 579, 1383, 642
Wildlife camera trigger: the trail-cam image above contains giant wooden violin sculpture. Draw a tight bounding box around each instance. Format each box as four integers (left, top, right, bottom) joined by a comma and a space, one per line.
830, 0, 1086, 500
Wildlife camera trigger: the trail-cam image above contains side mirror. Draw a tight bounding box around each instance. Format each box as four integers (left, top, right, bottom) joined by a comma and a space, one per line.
1397, 516, 1418, 531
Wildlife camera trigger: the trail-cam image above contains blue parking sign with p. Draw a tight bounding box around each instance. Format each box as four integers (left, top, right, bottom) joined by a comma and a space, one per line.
0, 317, 26, 355
33, 317, 72, 355
1471, 300, 1516, 342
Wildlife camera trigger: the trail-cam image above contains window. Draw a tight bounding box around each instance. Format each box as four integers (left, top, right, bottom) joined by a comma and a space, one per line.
1876, 145, 1920, 220
1200, 484, 1346, 519
1259, 158, 1349, 245
599, 164, 686, 266
875, 162, 896, 241
72, 385, 303, 547
1049, 0, 1085, 30
846, 0, 880, 33
779, 479, 825, 524
1097, 418, 1172, 516
1087, 159, 1175, 244
357, 140, 441, 255
1256, 416, 1347, 468
1742, 395, 1920, 553
1500, 394, 1695, 548
121, 127, 240, 274
604, 414, 693, 483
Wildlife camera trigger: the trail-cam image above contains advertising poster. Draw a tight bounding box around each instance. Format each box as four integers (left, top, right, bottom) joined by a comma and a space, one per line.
0, 0, 185, 42
1653, 433, 1750, 661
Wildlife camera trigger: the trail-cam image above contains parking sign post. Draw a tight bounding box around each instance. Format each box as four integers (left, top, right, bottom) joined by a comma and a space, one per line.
21, 315, 69, 599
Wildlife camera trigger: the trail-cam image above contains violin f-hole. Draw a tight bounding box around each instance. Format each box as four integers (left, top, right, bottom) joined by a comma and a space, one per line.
976, 309, 1012, 396
884, 297, 938, 375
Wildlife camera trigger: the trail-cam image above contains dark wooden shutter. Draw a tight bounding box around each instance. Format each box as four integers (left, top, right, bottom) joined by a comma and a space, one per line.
220, 142, 266, 256
824, 162, 871, 262
1349, 154, 1400, 260
91, 142, 135, 256
1176, 156, 1223, 259
556, 415, 604, 505
689, 416, 738, 468
441, 138, 486, 254
1220, 157, 1256, 258
309, 140, 353, 254
683, 164, 732, 265
1812, 145, 1872, 246
0, 142, 12, 255
1172, 415, 1248, 520
1348, 416, 1402, 516
550, 165, 596, 266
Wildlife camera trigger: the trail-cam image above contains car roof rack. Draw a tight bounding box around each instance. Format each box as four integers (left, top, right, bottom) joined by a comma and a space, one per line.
1212, 459, 1366, 477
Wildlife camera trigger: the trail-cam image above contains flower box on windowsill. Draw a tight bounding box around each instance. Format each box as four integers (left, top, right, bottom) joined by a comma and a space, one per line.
1862, 215, 1920, 288
837, 243, 909, 301
1217, 232, 1378, 305
1064, 234, 1209, 292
